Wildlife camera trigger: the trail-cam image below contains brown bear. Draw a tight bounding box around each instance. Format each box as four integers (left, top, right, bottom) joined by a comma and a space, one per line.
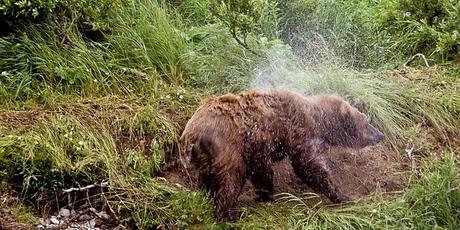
179, 90, 384, 221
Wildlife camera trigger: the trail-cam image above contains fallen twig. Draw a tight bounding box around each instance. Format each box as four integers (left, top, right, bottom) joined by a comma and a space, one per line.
405, 144, 416, 172
404, 53, 430, 67
62, 180, 109, 193
100, 183, 122, 223
115, 104, 134, 112
448, 185, 460, 193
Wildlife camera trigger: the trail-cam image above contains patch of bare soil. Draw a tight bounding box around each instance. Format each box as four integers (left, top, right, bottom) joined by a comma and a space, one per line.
164, 143, 409, 205
0, 194, 33, 230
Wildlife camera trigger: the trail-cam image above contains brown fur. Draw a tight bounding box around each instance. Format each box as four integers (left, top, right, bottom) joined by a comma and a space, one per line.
179, 90, 384, 221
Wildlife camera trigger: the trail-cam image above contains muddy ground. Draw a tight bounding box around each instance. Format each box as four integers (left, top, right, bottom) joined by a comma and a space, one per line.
164, 143, 409, 205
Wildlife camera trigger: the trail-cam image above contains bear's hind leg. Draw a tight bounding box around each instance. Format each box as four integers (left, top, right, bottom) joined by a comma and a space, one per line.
291, 153, 350, 203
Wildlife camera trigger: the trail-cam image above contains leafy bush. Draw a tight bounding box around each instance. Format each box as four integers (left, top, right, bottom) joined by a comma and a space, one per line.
377, 0, 460, 61
0, 0, 55, 18
0, 0, 120, 31
209, 0, 279, 56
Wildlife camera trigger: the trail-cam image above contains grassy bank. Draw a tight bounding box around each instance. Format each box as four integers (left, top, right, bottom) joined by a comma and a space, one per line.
0, 0, 459, 229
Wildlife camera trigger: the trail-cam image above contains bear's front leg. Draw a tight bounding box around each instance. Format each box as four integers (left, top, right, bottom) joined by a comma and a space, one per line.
211, 156, 246, 222
214, 172, 245, 221
291, 152, 351, 203
249, 166, 274, 202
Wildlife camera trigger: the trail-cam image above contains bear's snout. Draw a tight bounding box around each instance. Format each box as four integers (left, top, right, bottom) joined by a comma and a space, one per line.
368, 124, 384, 145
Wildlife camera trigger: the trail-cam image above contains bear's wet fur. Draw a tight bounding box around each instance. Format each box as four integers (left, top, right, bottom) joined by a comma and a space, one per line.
179, 90, 384, 221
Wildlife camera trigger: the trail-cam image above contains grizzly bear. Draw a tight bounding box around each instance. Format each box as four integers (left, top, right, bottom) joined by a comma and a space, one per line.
179, 90, 384, 221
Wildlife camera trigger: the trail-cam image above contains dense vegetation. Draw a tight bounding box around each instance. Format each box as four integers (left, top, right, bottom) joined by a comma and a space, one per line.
0, 0, 459, 229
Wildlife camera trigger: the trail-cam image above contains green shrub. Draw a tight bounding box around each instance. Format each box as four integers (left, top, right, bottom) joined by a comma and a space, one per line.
0, 0, 55, 18
377, 0, 460, 61
209, 0, 279, 56
0, 0, 120, 30
183, 24, 259, 93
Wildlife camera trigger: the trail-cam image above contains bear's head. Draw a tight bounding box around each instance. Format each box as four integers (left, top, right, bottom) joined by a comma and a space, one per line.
318, 96, 384, 149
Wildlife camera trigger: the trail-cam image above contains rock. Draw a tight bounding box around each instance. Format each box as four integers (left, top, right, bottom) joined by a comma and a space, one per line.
59, 208, 71, 217
79, 214, 92, 221
37, 224, 45, 229
89, 218, 96, 228
95, 218, 105, 227
70, 209, 77, 217
99, 211, 111, 220
38, 218, 46, 225
50, 216, 59, 224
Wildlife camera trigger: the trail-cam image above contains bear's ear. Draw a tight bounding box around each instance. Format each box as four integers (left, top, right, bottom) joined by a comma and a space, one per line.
353, 101, 367, 113
339, 101, 351, 115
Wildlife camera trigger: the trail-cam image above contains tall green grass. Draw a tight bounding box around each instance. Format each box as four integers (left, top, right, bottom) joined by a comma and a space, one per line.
0, 0, 190, 104
0, 23, 153, 103
278, 0, 385, 68
107, 0, 187, 84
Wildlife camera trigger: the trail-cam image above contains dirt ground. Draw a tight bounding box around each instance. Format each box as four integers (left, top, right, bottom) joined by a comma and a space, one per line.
0, 194, 34, 230
164, 143, 409, 205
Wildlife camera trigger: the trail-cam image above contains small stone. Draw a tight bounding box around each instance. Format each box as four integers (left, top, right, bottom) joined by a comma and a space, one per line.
99, 211, 111, 220
79, 214, 92, 221
70, 209, 77, 217
89, 218, 96, 227
50, 216, 59, 224
37, 224, 45, 229
95, 218, 105, 227
38, 218, 46, 225
59, 208, 71, 217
